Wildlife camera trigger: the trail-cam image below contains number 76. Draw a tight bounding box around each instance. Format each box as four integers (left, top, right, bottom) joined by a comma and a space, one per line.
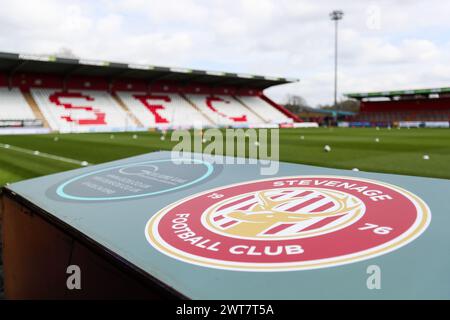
358, 223, 393, 235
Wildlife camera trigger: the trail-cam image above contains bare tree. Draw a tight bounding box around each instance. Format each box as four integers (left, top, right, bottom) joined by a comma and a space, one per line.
54, 47, 79, 59
284, 94, 310, 114
318, 99, 360, 112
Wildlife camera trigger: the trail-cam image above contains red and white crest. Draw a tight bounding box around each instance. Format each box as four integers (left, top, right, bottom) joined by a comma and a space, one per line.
146, 176, 431, 271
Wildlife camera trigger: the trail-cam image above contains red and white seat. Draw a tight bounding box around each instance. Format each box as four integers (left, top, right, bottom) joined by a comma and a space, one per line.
0, 88, 36, 120
31, 89, 136, 132
185, 94, 265, 126
116, 92, 211, 128
237, 96, 292, 123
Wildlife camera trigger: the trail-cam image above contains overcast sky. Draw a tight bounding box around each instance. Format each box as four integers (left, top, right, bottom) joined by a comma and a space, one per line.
0, 0, 449, 107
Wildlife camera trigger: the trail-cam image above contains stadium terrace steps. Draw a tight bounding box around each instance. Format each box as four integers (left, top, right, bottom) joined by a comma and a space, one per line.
185, 94, 266, 126
179, 93, 215, 126
111, 92, 144, 128
236, 95, 292, 124
0, 88, 36, 120
116, 91, 212, 128
21, 90, 50, 128
233, 95, 268, 124
31, 89, 137, 132
260, 95, 301, 122
1, 87, 296, 131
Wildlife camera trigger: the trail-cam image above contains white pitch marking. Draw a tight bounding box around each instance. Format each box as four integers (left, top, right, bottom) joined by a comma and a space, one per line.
0, 143, 91, 166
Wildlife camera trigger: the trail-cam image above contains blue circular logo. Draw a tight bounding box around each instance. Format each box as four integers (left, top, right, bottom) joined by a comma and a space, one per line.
56, 159, 214, 201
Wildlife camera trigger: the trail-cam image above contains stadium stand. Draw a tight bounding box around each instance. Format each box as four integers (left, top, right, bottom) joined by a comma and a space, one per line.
235, 95, 292, 124
117, 92, 211, 128
185, 94, 266, 126
0, 52, 300, 132
31, 89, 136, 132
346, 88, 450, 126
355, 110, 450, 122
0, 88, 35, 120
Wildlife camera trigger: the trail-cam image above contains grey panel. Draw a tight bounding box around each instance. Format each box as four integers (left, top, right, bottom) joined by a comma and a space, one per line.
7, 151, 449, 299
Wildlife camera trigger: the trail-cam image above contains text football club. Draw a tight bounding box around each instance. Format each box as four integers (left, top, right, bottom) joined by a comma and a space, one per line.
146, 176, 431, 271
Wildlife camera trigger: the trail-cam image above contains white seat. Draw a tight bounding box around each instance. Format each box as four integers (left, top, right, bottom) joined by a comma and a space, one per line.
237, 96, 292, 123
185, 94, 265, 126
117, 91, 210, 128
30, 89, 136, 132
0, 88, 36, 120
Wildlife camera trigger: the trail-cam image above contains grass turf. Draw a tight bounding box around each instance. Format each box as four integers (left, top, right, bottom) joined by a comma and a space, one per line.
0, 127, 449, 187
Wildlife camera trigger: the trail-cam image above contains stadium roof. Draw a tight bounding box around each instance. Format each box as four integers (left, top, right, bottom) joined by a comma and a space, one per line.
345, 87, 450, 100
0, 52, 299, 89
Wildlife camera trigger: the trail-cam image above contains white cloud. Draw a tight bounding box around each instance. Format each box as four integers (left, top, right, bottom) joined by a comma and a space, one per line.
0, 0, 449, 107
96, 14, 123, 33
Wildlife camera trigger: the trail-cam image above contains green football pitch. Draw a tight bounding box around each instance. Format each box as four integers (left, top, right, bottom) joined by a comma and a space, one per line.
0, 127, 449, 187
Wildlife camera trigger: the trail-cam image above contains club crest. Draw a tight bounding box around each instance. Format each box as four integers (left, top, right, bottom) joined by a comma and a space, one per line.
146, 176, 431, 271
